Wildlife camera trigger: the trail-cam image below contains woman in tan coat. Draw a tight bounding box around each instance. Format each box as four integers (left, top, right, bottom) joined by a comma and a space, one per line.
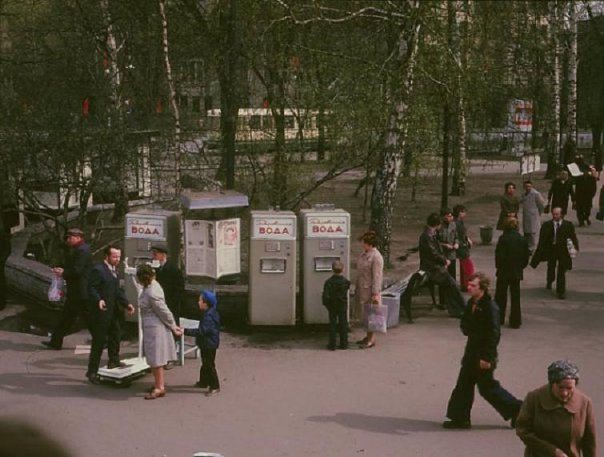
516, 360, 597, 457
355, 231, 383, 349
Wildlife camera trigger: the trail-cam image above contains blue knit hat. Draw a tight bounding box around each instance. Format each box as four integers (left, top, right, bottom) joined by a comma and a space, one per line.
200, 290, 217, 307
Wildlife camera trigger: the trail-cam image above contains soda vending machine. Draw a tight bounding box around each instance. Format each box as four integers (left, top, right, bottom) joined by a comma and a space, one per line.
123, 209, 181, 311
300, 206, 350, 324
248, 210, 297, 325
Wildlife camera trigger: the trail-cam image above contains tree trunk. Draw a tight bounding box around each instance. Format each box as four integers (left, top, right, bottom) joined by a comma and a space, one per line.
370, 5, 422, 266
450, 0, 467, 196
217, 0, 239, 189
100, 0, 129, 222
563, 0, 578, 165
442, 102, 451, 210
159, 0, 183, 198
546, 0, 561, 179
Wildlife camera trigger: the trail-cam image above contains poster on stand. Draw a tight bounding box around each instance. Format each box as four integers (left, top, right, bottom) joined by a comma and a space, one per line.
216, 218, 241, 277
185, 220, 216, 277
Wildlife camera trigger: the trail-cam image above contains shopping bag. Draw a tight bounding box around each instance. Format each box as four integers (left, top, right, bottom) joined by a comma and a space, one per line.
365, 303, 388, 334
48, 276, 65, 302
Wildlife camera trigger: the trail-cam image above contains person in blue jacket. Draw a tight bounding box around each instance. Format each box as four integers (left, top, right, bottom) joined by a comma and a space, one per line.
184, 290, 220, 396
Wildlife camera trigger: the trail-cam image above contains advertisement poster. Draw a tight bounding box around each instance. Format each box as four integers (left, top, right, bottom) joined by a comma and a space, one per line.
216, 218, 241, 277
185, 220, 216, 277
185, 218, 241, 278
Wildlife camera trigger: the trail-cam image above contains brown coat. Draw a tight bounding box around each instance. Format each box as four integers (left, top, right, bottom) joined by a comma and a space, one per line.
516, 384, 597, 457
354, 247, 384, 320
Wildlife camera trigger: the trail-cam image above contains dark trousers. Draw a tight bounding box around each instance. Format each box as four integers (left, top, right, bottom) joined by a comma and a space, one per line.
446, 361, 522, 423
547, 256, 567, 295
50, 298, 90, 347
495, 278, 521, 328
87, 309, 122, 375
439, 262, 457, 304
0, 265, 6, 310
576, 205, 591, 225
199, 348, 220, 390
327, 304, 348, 349
434, 273, 466, 317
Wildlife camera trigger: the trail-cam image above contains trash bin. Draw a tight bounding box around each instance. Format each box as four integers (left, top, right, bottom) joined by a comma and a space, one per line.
479, 225, 493, 245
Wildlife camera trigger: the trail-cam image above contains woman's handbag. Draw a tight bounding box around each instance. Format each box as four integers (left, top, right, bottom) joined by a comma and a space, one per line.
543, 204, 550, 214
365, 303, 388, 333
48, 276, 65, 302
596, 211, 604, 221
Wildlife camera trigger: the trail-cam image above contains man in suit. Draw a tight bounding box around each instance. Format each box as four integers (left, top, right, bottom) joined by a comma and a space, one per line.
419, 212, 465, 318
151, 245, 184, 369
443, 272, 522, 430
86, 245, 134, 384
495, 218, 530, 329
42, 228, 93, 350
531, 207, 579, 299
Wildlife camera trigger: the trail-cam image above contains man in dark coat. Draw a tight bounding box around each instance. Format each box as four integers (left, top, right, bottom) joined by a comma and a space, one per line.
495, 218, 530, 329
530, 207, 579, 299
86, 245, 134, 384
574, 167, 597, 226
419, 212, 465, 318
443, 272, 522, 429
547, 170, 574, 216
151, 245, 184, 320
42, 228, 93, 350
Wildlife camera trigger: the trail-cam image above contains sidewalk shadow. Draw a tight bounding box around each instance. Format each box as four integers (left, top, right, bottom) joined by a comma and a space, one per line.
307, 412, 506, 435
0, 372, 132, 402
0, 338, 46, 353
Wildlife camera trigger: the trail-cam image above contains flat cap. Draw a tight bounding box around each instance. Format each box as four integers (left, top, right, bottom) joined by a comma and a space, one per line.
66, 228, 84, 237
150, 245, 168, 254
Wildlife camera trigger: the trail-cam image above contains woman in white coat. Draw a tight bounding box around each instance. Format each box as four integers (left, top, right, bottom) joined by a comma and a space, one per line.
136, 264, 182, 399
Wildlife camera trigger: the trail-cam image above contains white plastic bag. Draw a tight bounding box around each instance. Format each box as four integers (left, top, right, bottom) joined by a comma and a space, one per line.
365, 303, 388, 334
48, 276, 65, 302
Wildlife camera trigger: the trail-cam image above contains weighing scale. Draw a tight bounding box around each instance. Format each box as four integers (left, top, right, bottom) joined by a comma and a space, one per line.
97, 262, 150, 385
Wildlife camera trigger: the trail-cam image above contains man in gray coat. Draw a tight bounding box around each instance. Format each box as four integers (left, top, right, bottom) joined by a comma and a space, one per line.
520, 180, 545, 253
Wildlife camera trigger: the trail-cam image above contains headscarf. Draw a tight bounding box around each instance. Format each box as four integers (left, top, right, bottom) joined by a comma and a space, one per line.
547, 360, 579, 384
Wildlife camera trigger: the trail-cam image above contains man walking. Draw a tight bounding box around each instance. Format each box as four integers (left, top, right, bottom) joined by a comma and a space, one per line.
443, 272, 522, 429
86, 245, 134, 384
495, 218, 530, 329
530, 207, 579, 300
521, 180, 545, 253
42, 228, 93, 350
419, 213, 465, 318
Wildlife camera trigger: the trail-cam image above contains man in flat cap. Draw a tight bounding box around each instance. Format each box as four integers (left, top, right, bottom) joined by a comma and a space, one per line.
43, 228, 93, 350
151, 245, 184, 367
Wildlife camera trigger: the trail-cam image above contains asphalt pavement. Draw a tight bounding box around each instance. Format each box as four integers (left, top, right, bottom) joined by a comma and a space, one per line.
0, 216, 602, 457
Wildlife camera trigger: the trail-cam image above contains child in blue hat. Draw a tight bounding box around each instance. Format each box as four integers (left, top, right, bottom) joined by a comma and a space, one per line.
183, 290, 221, 395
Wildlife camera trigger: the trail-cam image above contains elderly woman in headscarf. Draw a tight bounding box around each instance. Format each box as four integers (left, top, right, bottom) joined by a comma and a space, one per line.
516, 360, 597, 457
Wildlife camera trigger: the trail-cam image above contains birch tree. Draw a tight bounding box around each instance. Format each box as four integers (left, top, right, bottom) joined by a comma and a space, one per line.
546, 0, 562, 179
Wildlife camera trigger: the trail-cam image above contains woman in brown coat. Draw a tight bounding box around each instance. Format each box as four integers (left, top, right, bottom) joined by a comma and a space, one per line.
354, 231, 383, 349
516, 360, 597, 457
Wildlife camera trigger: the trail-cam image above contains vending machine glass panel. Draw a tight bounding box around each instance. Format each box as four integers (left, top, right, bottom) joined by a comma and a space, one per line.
314, 256, 340, 272
260, 258, 286, 273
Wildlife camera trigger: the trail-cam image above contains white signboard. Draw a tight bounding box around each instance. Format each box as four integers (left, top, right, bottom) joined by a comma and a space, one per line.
185, 218, 241, 279
306, 215, 349, 238
251, 216, 296, 240
521, 154, 540, 175
125, 216, 166, 240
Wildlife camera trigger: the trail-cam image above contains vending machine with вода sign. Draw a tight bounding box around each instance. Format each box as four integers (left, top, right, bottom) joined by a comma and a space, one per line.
300, 205, 350, 324
249, 210, 297, 325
